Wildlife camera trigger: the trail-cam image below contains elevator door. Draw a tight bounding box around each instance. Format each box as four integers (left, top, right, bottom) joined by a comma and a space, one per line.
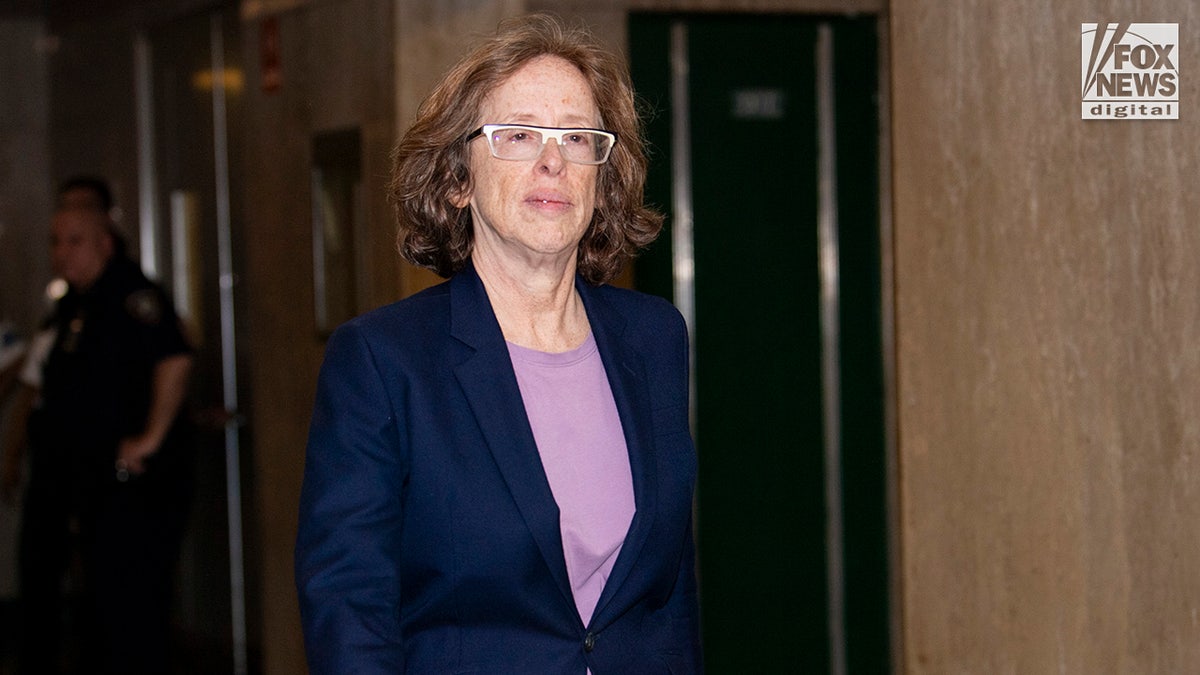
630, 14, 888, 673
142, 7, 249, 672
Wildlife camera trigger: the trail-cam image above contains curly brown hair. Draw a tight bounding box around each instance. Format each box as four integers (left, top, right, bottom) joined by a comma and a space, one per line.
388, 14, 662, 285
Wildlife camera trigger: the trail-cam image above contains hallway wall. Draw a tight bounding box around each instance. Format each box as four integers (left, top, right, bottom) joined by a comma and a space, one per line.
236, 1, 394, 672
890, 1, 1200, 671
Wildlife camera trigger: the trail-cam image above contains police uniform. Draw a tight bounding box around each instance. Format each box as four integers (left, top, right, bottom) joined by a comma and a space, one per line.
20, 255, 193, 674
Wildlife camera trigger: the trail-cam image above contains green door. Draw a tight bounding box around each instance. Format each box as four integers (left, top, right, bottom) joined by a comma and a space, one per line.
630, 14, 888, 673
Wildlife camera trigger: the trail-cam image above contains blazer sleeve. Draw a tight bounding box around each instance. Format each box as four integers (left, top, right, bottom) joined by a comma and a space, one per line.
661, 307, 704, 670
295, 321, 407, 673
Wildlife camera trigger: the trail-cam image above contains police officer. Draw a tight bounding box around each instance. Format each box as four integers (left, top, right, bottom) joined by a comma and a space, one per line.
18, 203, 193, 674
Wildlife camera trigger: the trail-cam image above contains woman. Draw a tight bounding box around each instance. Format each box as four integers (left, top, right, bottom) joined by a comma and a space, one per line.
295, 14, 701, 673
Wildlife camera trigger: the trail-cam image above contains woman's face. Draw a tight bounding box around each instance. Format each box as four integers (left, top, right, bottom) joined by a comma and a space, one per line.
459, 55, 601, 271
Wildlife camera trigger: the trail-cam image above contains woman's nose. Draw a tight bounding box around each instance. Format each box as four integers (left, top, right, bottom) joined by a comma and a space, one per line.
536, 139, 566, 173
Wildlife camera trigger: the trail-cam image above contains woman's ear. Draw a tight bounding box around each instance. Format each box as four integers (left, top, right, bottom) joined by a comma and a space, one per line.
447, 163, 472, 208
449, 183, 472, 209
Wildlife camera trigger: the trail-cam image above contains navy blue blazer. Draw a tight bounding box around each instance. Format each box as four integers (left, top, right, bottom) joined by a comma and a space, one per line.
295, 262, 701, 674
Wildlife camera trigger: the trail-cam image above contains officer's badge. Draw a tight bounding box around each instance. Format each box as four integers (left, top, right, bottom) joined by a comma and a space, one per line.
126, 290, 163, 325
62, 313, 85, 353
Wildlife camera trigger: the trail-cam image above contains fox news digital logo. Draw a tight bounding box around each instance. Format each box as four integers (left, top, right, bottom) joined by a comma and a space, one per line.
1082, 23, 1178, 120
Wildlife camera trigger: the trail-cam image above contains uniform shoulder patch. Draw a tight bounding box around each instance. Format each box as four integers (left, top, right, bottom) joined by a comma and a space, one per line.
125, 289, 164, 325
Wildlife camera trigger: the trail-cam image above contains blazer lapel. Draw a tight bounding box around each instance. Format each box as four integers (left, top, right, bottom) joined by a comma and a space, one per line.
578, 281, 659, 627
448, 265, 576, 611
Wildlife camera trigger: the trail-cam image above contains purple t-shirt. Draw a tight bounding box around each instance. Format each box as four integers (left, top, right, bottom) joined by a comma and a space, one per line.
507, 332, 635, 626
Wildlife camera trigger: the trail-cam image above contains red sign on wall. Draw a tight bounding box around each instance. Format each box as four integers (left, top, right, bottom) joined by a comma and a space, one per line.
260, 16, 282, 93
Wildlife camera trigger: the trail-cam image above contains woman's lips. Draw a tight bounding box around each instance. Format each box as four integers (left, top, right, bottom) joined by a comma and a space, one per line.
525, 191, 571, 208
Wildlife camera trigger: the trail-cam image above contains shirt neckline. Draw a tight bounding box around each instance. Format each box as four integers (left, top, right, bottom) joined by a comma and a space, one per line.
505, 331, 597, 367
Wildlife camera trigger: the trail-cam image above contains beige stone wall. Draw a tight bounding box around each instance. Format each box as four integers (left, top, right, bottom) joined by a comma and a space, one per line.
891, 2, 1200, 672
237, 2, 395, 673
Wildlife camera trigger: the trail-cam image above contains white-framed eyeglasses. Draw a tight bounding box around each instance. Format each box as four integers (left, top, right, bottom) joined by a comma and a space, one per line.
466, 124, 617, 165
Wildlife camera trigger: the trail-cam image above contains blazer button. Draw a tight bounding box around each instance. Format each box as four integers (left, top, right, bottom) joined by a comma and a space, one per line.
584, 632, 596, 652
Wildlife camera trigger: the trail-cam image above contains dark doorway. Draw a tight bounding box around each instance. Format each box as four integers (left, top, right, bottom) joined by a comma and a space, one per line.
630, 14, 889, 673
